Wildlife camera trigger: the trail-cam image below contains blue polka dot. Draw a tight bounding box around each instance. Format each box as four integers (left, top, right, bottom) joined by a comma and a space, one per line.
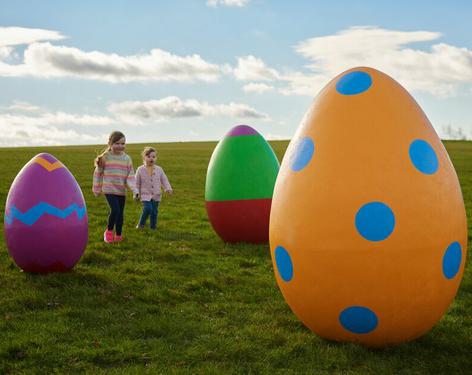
442, 242, 462, 279
336, 71, 372, 95
339, 306, 378, 334
275, 246, 293, 282
409, 139, 438, 175
290, 136, 315, 172
355, 202, 395, 242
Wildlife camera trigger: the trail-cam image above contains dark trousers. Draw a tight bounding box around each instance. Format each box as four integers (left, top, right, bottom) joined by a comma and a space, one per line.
138, 200, 160, 229
105, 194, 126, 235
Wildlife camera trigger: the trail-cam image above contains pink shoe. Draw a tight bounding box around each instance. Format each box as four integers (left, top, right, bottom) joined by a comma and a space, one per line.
114, 234, 123, 242
104, 230, 114, 243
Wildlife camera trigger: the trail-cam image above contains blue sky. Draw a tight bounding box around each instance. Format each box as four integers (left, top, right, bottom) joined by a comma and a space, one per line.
0, 0, 471, 146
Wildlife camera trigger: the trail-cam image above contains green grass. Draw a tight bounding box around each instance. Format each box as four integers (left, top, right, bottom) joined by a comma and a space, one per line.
0, 140, 471, 374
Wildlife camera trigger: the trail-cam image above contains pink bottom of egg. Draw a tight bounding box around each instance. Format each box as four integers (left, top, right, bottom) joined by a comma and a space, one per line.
5, 215, 88, 273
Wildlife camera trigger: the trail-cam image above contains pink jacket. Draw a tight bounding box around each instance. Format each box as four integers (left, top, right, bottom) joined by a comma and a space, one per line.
135, 165, 172, 202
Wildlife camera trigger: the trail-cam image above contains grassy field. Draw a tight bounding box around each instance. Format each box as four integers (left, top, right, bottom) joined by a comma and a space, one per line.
0, 140, 471, 374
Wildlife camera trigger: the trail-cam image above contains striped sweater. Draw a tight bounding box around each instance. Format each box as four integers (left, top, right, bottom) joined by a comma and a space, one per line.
92, 151, 138, 196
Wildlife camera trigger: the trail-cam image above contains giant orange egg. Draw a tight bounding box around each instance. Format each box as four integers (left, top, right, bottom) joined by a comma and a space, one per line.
269, 67, 468, 346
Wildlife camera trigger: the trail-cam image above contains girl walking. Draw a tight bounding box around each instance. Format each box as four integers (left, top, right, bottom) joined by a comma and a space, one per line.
135, 146, 173, 230
93, 131, 139, 243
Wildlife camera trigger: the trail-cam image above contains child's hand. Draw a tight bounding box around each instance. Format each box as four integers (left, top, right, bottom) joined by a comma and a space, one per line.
93, 191, 100, 197
166, 189, 173, 196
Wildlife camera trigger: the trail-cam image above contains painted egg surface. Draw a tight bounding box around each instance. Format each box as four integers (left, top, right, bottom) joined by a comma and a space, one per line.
206, 125, 280, 243
4, 153, 88, 272
270, 67, 468, 346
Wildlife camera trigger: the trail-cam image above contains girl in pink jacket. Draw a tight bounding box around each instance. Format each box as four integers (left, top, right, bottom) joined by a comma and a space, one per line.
135, 147, 173, 230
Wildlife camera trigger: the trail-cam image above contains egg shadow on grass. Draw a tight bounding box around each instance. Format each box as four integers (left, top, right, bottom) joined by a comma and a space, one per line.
80, 250, 115, 267
219, 241, 270, 259
310, 321, 472, 373
22, 267, 111, 290
158, 229, 203, 241
9, 266, 114, 315
270, 287, 470, 367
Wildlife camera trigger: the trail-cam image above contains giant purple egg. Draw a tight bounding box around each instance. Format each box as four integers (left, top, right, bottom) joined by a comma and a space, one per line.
4, 153, 88, 272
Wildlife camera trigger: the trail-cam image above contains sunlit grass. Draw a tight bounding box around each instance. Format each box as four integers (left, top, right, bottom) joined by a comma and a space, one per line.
0, 140, 470, 373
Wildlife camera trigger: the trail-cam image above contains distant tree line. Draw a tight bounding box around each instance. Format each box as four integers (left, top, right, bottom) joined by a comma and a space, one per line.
441, 125, 470, 140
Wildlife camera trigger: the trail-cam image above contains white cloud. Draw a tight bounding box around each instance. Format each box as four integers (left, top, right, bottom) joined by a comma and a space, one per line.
284, 26, 472, 97
295, 27, 440, 62
0, 121, 101, 147
0, 26, 225, 83
0, 111, 114, 128
0, 42, 222, 82
0, 103, 114, 140
0, 102, 115, 146
6, 101, 42, 112
216, 102, 269, 120
233, 55, 280, 81
243, 82, 274, 93
0, 26, 65, 47
277, 72, 330, 96
0, 97, 270, 147
232, 27, 472, 98
265, 133, 289, 141
108, 96, 269, 122
0, 46, 12, 60
207, 0, 250, 7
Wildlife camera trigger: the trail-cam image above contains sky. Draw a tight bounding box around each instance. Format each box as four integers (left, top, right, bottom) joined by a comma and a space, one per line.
0, 0, 471, 147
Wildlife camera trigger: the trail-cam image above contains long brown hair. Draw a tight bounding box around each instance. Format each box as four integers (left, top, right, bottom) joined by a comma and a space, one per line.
94, 131, 125, 167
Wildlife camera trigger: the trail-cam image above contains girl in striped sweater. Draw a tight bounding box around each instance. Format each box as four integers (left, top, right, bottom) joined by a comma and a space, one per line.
93, 131, 139, 243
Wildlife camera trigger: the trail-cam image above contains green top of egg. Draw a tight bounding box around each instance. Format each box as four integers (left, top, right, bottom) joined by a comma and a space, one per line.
205, 130, 280, 202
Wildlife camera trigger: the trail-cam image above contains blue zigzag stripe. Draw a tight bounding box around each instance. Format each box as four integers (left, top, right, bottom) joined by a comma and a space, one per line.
5, 202, 87, 226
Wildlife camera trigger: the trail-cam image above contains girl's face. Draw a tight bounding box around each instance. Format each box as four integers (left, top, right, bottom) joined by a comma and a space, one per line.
111, 137, 126, 154
144, 151, 156, 166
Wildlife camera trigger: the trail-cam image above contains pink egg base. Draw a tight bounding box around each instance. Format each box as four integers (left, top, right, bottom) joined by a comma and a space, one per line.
20, 261, 71, 273
5, 215, 88, 273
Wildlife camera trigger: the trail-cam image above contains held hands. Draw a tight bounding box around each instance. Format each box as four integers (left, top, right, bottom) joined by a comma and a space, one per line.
133, 192, 140, 201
